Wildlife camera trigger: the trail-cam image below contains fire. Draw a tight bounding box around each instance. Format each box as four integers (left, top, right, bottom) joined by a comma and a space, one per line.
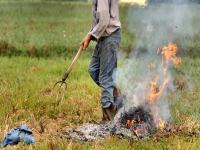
126, 119, 135, 128
147, 77, 170, 104
147, 43, 181, 104
159, 42, 181, 66
158, 118, 165, 130
147, 43, 180, 105
126, 42, 181, 132
148, 43, 181, 103
147, 42, 181, 129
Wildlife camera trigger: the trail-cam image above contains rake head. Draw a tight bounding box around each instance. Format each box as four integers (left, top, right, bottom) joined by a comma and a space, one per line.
53, 80, 67, 89
53, 46, 83, 90
53, 71, 69, 90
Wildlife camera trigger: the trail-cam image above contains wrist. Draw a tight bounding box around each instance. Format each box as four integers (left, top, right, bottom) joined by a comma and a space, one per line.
87, 34, 92, 40
87, 33, 96, 41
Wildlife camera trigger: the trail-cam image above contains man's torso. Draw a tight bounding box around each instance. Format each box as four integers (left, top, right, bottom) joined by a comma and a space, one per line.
92, 0, 121, 37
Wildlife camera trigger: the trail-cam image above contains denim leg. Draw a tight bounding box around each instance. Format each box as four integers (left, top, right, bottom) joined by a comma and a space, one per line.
99, 38, 119, 108
88, 44, 100, 86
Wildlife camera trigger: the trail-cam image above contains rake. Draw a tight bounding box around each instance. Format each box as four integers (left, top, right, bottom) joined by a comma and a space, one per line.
53, 46, 83, 89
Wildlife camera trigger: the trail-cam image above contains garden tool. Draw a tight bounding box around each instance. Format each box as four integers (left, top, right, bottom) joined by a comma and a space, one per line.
53, 45, 83, 89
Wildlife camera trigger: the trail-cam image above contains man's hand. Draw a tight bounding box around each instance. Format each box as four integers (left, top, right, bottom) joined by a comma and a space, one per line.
80, 34, 92, 50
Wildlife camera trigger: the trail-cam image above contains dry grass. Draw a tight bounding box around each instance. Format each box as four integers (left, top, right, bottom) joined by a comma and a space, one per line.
0, 1, 200, 149
0, 57, 200, 149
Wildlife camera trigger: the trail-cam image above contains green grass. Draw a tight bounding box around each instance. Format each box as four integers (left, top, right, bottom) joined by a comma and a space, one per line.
0, 56, 200, 149
0, 1, 200, 149
0, 1, 133, 57
1, 1, 200, 57
0, 1, 91, 56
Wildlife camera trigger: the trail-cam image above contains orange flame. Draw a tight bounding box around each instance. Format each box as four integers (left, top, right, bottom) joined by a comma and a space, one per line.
126, 119, 135, 128
158, 118, 165, 130
147, 76, 170, 105
148, 42, 181, 105
126, 43, 181, 131
159, 42, 181, 66
147, 42, 181, 129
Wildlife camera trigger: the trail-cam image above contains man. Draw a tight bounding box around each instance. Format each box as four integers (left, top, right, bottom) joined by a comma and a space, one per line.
81, 0, 123, 122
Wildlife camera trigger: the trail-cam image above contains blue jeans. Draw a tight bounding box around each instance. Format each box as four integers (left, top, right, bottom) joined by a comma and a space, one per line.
88, 29, 121, 108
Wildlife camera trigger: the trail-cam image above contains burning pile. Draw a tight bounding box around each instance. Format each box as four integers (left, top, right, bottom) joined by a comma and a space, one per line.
119, 42, 181, 135
63, 43, 184, 141
119, 107, 154, 138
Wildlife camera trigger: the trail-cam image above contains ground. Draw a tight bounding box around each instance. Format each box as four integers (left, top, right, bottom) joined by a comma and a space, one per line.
0, 1, 200, 150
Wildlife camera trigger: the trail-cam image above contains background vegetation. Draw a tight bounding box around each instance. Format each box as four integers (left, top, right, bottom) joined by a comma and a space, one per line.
0, 1, 133, 57
0, 1, 200, 149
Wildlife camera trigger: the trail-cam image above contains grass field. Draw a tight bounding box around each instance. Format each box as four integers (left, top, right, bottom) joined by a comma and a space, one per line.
0, 1, 200, 150
0, 1, 133, 56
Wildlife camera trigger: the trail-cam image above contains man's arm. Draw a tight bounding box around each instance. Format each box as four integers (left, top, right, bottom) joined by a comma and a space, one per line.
81, 0, 110, 50
89, 0, 110, 40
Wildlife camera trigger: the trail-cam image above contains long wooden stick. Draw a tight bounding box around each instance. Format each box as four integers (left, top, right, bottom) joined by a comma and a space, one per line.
62, 46, 83, 81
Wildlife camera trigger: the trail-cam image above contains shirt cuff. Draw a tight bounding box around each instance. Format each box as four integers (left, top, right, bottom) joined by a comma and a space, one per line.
88, 31, 99, 41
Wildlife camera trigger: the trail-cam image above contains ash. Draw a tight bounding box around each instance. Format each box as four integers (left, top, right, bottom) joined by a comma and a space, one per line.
63, 107, 156, 141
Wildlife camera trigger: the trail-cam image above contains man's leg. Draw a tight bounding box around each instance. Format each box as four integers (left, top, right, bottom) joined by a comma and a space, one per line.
99, 34, 121, 121
89, 42, 117, 122
88, 44, 100, 86
99, 39, 118, 109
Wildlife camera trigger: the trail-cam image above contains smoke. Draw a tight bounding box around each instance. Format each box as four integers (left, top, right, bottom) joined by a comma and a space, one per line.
127, 2, 200, 54
116, 2, 199, 124
116, 53, 173, 123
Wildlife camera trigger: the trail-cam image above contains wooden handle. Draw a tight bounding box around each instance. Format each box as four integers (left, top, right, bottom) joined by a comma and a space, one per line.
62, 46, 83, 81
